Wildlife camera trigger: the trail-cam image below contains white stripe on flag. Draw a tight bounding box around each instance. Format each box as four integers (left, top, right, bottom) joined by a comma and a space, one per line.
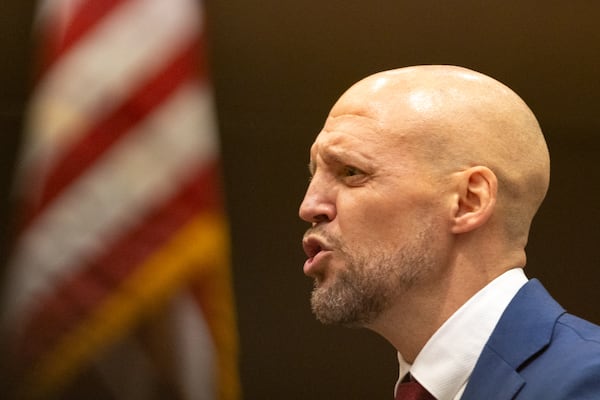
19, 0, 203, 197
172, 292, 216, 400
3, 82, 219, 326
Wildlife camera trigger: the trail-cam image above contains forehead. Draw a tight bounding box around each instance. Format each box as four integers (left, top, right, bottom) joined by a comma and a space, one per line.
306, 113, 417, 177
310, 113, 385, 155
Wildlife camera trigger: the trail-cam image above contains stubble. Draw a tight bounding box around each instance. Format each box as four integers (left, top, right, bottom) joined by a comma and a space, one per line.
310, 226, 436, 327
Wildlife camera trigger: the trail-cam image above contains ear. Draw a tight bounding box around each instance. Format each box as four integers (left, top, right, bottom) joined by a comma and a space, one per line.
451, 166, 497, 234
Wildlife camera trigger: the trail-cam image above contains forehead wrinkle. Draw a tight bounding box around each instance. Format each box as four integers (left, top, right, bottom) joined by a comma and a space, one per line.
325, 110, 383, 133
314, 129, 379, 162
318, 113, 384, 147
307, 106, 399, 177
309, 132, 376, 175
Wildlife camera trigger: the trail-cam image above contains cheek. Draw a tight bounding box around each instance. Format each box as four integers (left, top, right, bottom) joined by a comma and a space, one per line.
337, 191, 445, 248
338, 197, 405, 242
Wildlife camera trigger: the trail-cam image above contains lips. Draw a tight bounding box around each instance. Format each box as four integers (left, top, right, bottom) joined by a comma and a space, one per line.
302, 235, 332, 276
302, 236, 326, 259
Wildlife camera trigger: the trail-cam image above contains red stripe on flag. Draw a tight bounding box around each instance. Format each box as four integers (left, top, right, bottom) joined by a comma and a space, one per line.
15, 160, 223, 370
22, 39, 206, 230
38, 0, 126, 76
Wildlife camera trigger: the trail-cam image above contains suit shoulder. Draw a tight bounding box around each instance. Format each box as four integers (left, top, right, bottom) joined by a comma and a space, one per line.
516, 314, 600, 399
556, 313, 600, 345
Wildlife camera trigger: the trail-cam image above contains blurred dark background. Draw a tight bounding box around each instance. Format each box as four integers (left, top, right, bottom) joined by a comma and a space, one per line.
2, 1, 599, 398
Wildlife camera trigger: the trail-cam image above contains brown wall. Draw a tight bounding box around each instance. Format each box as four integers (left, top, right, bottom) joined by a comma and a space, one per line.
2, 1, 599, 398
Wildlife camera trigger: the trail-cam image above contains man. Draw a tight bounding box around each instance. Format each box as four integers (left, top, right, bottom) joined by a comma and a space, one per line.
299, 65, 600, 399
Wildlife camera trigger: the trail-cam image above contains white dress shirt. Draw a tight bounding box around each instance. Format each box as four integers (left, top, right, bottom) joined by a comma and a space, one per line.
395, 268, 528, 400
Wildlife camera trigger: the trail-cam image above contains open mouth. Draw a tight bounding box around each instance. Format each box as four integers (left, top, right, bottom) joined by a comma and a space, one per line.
302, 233, 336, 277
302, 236, 326, 259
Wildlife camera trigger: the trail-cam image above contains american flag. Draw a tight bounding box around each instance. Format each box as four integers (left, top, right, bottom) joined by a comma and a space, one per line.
1, 0, 239, 398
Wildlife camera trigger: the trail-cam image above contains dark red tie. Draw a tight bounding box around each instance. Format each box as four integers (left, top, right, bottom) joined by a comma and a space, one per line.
395, 379, 435, 400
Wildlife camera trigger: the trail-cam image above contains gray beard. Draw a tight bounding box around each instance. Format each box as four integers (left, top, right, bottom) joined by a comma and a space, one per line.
310, 228, 435, 327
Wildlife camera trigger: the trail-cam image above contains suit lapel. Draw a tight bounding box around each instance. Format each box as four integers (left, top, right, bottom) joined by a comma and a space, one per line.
460, 349, 524, 400
461, 279, 565, 400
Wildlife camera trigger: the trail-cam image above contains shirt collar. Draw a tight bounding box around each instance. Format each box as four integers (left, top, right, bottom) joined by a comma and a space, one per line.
396, 268, 528, 400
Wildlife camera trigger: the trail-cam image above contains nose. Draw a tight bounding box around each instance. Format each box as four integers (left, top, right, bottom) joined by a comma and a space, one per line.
298, 175, 336, 224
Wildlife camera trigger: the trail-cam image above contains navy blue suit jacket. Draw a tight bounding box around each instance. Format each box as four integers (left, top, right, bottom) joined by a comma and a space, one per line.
462, 279, 600, 399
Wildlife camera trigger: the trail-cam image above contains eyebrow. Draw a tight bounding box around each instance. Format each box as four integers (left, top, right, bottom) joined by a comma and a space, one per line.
308, 146, 374, 177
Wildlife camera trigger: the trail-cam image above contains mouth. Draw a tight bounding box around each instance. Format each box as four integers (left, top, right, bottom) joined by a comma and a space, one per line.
302, 235, 332, 276
302, 235, 329, 258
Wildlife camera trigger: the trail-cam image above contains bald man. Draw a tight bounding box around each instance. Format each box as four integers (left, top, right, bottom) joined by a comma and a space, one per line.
299, 65, 600, 400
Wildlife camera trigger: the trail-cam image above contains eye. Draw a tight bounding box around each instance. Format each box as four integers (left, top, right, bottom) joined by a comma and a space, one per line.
341, 165, 367, 185
343, 166, 362, 177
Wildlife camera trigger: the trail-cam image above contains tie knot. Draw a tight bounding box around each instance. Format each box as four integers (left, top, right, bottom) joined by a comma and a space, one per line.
395, 379, 435, 400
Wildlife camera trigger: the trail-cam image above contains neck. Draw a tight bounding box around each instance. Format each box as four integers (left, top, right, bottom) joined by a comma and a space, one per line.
366, 256, 522, 363
366, 281, 469, 363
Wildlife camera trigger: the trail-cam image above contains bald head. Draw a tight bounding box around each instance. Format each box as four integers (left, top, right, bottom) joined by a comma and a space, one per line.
331, 65, 550, 244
